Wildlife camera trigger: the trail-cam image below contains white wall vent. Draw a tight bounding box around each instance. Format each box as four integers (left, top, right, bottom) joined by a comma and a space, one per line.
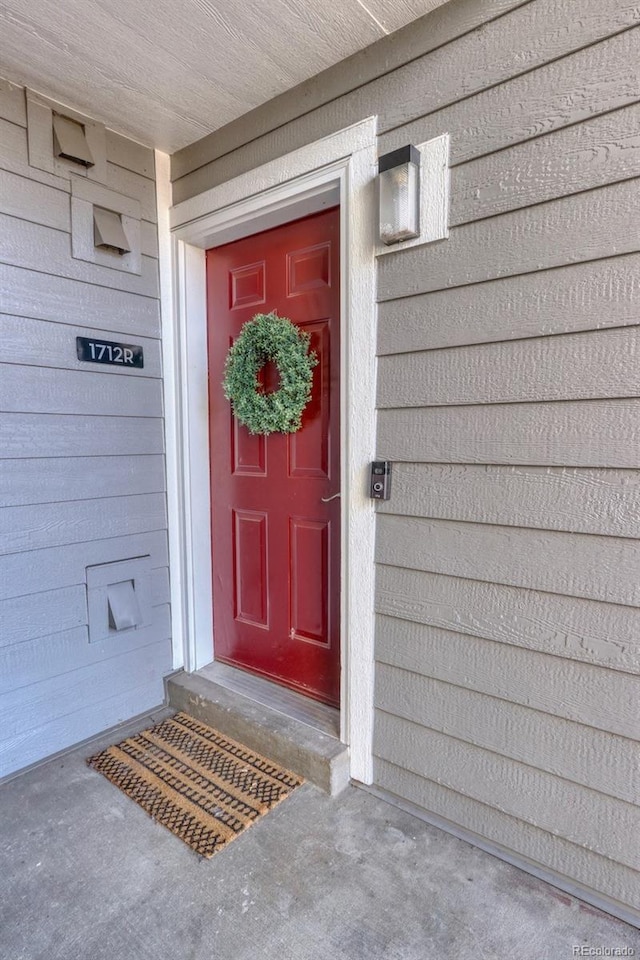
86, 556, 152, 644
107, 580, 143, 631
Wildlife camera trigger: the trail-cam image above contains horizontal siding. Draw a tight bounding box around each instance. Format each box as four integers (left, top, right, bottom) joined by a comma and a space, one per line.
106, 162, 157, 222
0, 677, 169, 778
0, 80, 169, 778
0, 263, 161, 337
376, 464, 640, 538
374, 759, 640, 912
375, 616, 640, 739
0, 455, 165, 506
377, 399, 640, 467
0, 530, 168, 602
377, 253, 640, 355
2, 315, 162, 377
0, 567, 168, 652
0, 167, 69, 230
0, 213, 159, 298
376, 565, 640, 674
106, 129, 155, 179
0, 169, 158, 256
0, 414, 164, 458
0, 637, 171, 741
450, 102, 640, 225
374, 711, 640, 872
378, 178, 640, 301
0, 364, 162, 416
1, 493, 167, 555
378, 327, 640, 408
0, 645, 171, 777
378, 26, 640, 163
294, 0, 640, 134
376, 515, 640, 606
375, 664, 640, 804
0, 586, 87, 647
0, 116, 70, 190
0, 603, 171, 696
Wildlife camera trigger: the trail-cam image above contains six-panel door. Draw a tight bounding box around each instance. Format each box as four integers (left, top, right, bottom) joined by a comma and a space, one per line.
206, 208, 341, 706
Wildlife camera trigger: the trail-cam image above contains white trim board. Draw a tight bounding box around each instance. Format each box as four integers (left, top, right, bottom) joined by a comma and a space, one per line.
167, 118, 378, 784
155, 149, 186, 672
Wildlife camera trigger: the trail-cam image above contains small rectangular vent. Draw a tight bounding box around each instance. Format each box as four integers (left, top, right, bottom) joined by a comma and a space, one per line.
93, 206, 131, 255
52, 113, 95, 167
86, 556, 152, 643
107, 580, 143, 631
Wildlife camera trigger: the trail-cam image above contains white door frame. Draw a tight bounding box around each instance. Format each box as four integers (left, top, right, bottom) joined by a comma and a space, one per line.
163, 117, 378, 784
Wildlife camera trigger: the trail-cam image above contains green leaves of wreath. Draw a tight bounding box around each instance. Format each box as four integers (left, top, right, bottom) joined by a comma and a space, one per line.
222, 312, 318, 435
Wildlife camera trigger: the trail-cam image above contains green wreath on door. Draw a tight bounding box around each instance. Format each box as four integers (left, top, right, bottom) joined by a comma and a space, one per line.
222, 312, 318, 435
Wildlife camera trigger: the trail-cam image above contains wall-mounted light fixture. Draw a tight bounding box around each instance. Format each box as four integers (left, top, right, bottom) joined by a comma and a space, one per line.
378, 145, 421, 245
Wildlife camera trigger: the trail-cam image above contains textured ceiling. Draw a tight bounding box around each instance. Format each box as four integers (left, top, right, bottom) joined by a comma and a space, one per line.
0, 0, 449, 152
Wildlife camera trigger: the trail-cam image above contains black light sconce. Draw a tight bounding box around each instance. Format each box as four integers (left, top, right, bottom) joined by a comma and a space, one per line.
377, 145, 420, 245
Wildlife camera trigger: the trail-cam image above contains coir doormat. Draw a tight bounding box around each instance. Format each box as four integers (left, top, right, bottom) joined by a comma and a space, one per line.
87, 712, 303, 857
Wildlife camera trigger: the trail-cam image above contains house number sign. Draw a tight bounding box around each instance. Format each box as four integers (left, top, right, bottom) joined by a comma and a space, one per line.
76, 336, 144, 368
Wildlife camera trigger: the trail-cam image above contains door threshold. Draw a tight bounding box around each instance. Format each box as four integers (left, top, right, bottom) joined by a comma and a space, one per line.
198, 661, 340, 738
165, 666, 349, 795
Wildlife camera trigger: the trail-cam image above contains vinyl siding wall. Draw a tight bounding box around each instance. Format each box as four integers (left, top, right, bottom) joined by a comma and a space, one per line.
0, 79, 171, 778
171, 0, 640, 920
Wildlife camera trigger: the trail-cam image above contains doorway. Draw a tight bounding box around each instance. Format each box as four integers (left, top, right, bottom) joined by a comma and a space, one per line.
167, 119, 377, 779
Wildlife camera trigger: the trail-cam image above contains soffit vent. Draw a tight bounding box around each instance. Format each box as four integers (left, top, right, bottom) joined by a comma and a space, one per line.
93, 206, 131, 255
52, 113, 95, 167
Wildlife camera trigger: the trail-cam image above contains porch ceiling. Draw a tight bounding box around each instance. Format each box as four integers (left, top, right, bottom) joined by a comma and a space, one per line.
0, 0, 450, 153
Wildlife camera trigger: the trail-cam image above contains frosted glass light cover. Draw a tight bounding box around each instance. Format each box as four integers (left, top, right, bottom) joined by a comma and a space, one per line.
378, 160, 420, 244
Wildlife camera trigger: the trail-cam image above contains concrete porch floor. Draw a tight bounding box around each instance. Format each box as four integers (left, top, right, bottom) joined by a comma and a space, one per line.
2, 710, 639, 960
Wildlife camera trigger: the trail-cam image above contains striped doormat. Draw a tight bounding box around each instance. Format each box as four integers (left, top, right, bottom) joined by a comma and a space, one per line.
87, 712, 303, 857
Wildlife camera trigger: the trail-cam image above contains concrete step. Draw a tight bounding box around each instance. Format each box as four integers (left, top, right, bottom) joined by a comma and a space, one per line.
165, 666, 350, 796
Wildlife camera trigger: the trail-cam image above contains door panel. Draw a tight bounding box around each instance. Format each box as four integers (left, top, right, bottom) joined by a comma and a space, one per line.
233, 509, 268, 628
206, 208, 340, 706
289, 517, 330, 645
288, 320, 330, 478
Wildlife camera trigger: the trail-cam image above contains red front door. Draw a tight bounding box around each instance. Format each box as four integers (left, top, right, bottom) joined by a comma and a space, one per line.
206, 208, 340, 706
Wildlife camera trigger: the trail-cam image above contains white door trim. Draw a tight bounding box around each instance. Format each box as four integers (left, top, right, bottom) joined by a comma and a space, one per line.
165, 117, 378, 784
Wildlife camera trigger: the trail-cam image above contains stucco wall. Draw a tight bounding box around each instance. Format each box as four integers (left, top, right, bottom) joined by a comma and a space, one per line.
0, 79, 171, 778
171, 0, 640, 921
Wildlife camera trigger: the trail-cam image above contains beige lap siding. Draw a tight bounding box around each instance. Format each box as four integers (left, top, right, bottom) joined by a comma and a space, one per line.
171, 0, 640, 922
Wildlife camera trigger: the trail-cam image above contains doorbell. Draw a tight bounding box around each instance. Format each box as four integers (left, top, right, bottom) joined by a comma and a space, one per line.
370, 461, 392, 500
